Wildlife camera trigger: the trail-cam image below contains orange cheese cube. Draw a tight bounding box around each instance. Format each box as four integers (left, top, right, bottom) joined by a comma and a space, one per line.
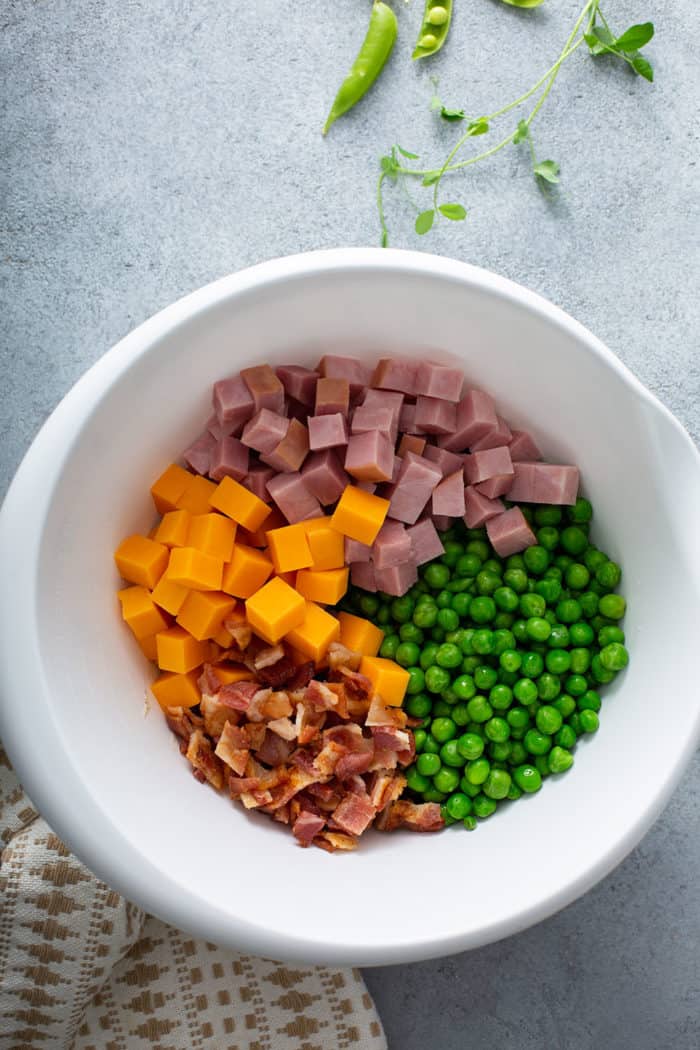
238, 505, 287, 547
211, 664, 255, 686
187, 513, 237, 562
221, 544, 273, 599
285, 601, 340, 663
359, 656, 409, 706
156, 626, 210, 674
330, 486, 389, 546
175, 474, 218, 515
151, 463, 193, 514
245, 577, 306, 644
176, 590, 237, 641
137, 634, 159, 661
154, 509, 192, 548
151, 670, 201, 709
114, 535, 169, 589
151, 575, 189, 615
165, 547, 223, 591
266, 524, 314, 574
117, 586, 170, 639
209, 476, 271, 532
296, 567, 349, 605
303, 518, 345, 570
214, 623, 234, 648
337, 612, 384, 657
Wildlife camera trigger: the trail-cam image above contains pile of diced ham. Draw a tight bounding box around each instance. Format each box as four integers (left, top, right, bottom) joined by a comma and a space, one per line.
182, 356, 580, 597
166, 635, 443, 850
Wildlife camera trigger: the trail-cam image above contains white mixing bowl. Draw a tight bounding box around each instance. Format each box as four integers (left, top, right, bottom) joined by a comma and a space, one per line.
1, 249, 699, 965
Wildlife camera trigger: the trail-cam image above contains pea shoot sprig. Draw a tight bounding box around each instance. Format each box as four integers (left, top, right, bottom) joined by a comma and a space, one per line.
377, 1, 655, 245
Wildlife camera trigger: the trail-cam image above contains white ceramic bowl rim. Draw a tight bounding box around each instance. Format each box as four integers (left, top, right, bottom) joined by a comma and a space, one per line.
1, 248, 699, 965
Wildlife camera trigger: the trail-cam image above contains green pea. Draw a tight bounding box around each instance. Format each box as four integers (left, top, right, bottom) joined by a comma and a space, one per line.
560, 526, 589, 555
490, 741, 511, 762
376, 605, 391, 625
547, 623, 570, 649
456, 553, 482, 577
556, 598, 582, 624
519, 593, 546, 619
422, 734, 441, 754
554, 694, 576, 719
466, 695, 493, 723
534, 506, 562, 526
598, 594, 626, 620
419, 642, 439, 670
435, 642, 462, 669
536, 526, 560, 552
506, 706, 529, 729
463, 814, 478, 829
483, 768, 511, 800
568, 622, 594, 646
579, 591, 600, 618
537, 673, 561, 701
440, 739, 466, 768
555, 553, 573, 572
598, 625, 625, 646
461, 656, 480, 674
405, 765, 431, 793
566, 674, 588, 697
512, 619, 529, 644
523, 545, 550, 575
499, 649, 522, 674
545, 648, 571, 675
474, 665, 498, 690
548, 745, 574, 774
584, 546, 607, 573
406, 667, 426, 695
424, 562, 450, 590
457, 732, 484, 761
520, 652, 544, 679
450, 674, 475, 702
431, 717, 457, 743
578, 689, 601, 713
504, 568, 528, 593
569, 648, 591, 675
399, 622, 424, 645
489, 684, 513, 711
535, 577, 562, 604
512, 764, 542, 793
579, 709, 600, 733
451, 592, 472, 617
492, 585, 518, 613
379, 634, 400, 659
425, 665, 451, 693
437, 607, 459, 632
441, 539, 464, 567
423, 787, 446, 803
568, 712, 583, 736
395, 641, 420, 667
595, 560, 622, 590
526, 617, 551, 642
513, 677, 538, 704
485, 717, 510, 743
567, 497, 592, 523
472, 629, 495, 655
413, 602, 438, 629
472, 794, 498, 819
565, 563, 590, 590
435, 590, 452, 609
535, 705, 563, 735
524, 729, 552, 756
406, 693, 432, 718
416, 752, 441, 777
446, 792, 472, 820
469, 597, 496, 624
534, 754, 551, 778
555, 725, 576, 749
433, 766, 460, 793
452, 702, 471, 726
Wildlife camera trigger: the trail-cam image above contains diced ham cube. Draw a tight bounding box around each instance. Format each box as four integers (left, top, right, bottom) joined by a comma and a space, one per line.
439, 389, 498, 452
350, 561, 377, 592
406, 518, 445, 565
507, 462, 579, 505
351, 404, 398, 444
373, 521, 412, 569
422, 445, 464, 477
390, 456, 402, 484
463, 446, 514, 485
241, 364, 285, 414
243, 462, 276, 501
207, 414, 225, 440
486, 507, 537, 557
356, 481, 377, 493
362, 388, 404, 423
212, 375, 255, 433
183, 431, 216, 475
266, 472, 322, 523
388, 453, 442, 525
432, 471, 466, 517
209, 435, 249, 482
260, 418, 309, 473
345, 537, 372, 563
374, 560, 418, 597
372, 357, 419, 396
508, 429, 543, 462
475, 475, 513, 499
301, 449, 348, 505
415, 362, 464, 401
318, 355, 373, 397
398, 402, 421, 434
308, 413, 349, 451
471, 415, 513, 452
241, 409, 290, 455
315, 377, 350, 417
398, 434, 426, 457
464, 486, 505, 528
344, 431, 394, 482
275, 365, 319, 407
432, 515, 453, 531
414, 396, 457, 435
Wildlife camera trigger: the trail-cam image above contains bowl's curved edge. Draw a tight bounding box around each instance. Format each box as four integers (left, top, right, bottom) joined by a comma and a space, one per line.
1, 247, 699, 966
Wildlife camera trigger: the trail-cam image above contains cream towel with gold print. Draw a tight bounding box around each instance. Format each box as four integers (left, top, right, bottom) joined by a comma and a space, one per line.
0, 747, 387, 1050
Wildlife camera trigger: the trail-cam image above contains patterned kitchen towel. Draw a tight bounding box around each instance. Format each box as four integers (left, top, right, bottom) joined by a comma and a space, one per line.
0, 746, 387, 1050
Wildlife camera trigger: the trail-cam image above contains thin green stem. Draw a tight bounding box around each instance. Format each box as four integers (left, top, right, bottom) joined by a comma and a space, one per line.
377, 171, 389, 247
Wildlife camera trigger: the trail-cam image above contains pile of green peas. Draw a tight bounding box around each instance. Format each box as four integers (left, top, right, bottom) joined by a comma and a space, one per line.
337, 498, 629, 831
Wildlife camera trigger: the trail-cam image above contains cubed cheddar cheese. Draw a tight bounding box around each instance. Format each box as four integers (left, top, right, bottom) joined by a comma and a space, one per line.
114, 535, 169, 589
154, 509, 192, 548
211, 664, 255, 686
156, 626, 210, 674
238, 505, 287, 548
330, 486, 389, 546
176, 590, 237, 641
117, 586, 170, 639
337, 612, 384, 657
221, 544, 274, 599
213, 623, 234, 648
187, 513, 237, 562
137, 634, 159, 661
360, 656, 409, 706
245, 577, 306, 644
303, 517, 345, 570
266, 524, 314, 574
210, 476, 271, 531
150, 463, 193, 514
151, 575, 189, 615
295, 567, 349, 605
165, 547, 223, 591
151, 670, 201, 709
176, 474, 218, 515
285, 601, 340, 663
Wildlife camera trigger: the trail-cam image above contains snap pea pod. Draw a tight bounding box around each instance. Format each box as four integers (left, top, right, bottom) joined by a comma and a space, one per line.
323, 1, 398, 135
412, 0, 453, 60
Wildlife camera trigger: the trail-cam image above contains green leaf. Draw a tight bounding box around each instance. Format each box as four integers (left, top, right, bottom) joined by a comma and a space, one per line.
631, 54, 654, 81
415, 209, 435, 235
615, 22, 654, 52
533, 159, 560, 184
499, 0, 545, 7
380, 155, 399, 179
422, 172, 440, 186
467, 118, 489, 135
397, 144, 419, 159
438, 203, 467, 221
513, 119, 529, 144
441, 106, 466, 122
586, 24, 616, 55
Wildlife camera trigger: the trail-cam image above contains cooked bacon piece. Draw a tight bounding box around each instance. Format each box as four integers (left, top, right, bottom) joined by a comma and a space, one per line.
286, 660, 315, 691
255, 655, 298, 688
165, 706, 204, 743
255, 729, 292, 767
246, 687, 273, 722
214, 722, 250, 775
254, 644, 285, 670
376, 800, 444, 832
371, 726, 412, 752
305, 679, 339, 712
295, 702, 326, 745
267, 715, 298, 741
273, 803, 291, 824
367, 747, 399, 772
314, 831, 358, 852
327, 642, 362, 672
198, 663, 223, 696
335, 750, 374, 779
332, 792, 377, 836
365, 693, 408, 728
224, 617, 252, 650
186, 730, 224, 790
219, 680, 259, 712
292, 810, 325, 847
259, 691, 293, 720
331, 666, 372, 701
245, 722, 267, 750
200, 693, 241, 740
290, 747, 320, 775
368, 771, 407, 812
313, 740, 346, 778
240, 789, 273, 809
258, 767, 319, 811
346, 697, 371, 722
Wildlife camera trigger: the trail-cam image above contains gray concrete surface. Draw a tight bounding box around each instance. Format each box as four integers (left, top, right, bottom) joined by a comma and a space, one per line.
1, 1, 698, 1047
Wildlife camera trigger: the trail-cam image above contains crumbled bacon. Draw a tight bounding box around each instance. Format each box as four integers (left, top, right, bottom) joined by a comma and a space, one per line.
266, 715, 297, 741
305, 679, 339, 712
327, 642, 362, 672
186, 730, 224, 791
365, 693, 407, 728
286, 661, 315, 691
292, 810, 326, 846
332, 792, 377, 836
254, 644, 285, 670
368, 771, 407, 813
198, 663, 223, 696
376, 800, 444, 833
214, 722, 250, 775
255, 655, 298, 688
165, 706, 203, 742
201, 694, 241, 740
224, 618, 252, 650
331, 666, 373, 701
218, 680, 258, 712
254, 729, 292, 767
314, 831, 358, 852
